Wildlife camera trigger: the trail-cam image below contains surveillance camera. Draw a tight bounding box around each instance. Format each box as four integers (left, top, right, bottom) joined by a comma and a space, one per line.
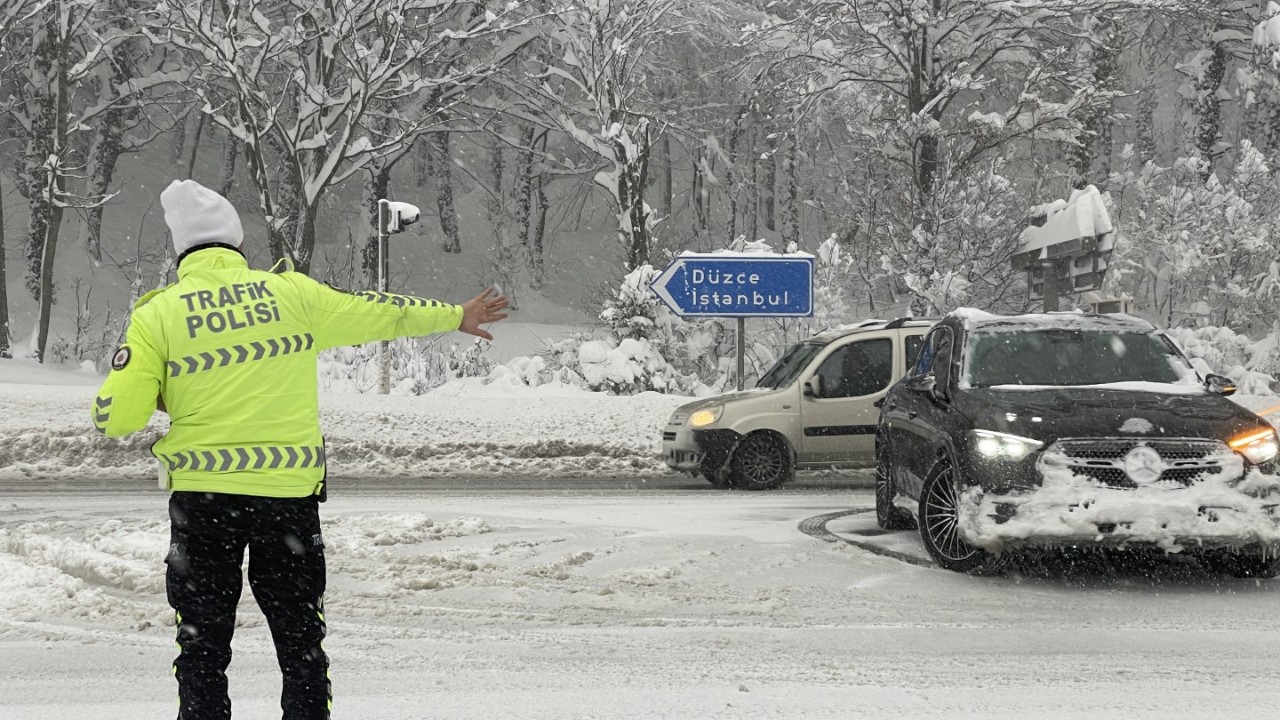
383, 201, 421, 233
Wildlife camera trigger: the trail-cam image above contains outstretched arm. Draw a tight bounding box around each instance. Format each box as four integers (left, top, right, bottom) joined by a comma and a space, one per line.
296, 274, 506, 350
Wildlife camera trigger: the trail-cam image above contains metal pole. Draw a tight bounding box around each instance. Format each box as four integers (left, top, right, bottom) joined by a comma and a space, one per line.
377, 199, 390, 395
736, 317, 745, 391
1041, 259, 1061, 313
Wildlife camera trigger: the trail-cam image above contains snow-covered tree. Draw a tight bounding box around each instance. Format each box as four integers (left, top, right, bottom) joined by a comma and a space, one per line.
501, 0, 691, 271
150, 0, 537, 274
3, 0, 181, 361
1106, 141, 1280, 328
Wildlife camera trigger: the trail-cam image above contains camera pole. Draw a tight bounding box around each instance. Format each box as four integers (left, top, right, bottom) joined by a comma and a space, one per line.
377, 199, 391, 395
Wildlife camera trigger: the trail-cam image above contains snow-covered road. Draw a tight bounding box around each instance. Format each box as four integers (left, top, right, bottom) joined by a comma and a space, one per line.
2, 488, 1276, 719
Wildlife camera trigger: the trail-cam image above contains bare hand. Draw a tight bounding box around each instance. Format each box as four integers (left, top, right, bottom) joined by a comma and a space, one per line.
459, 288, 509, 341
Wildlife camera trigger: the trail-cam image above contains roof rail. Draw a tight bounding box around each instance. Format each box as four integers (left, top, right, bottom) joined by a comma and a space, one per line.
885, 315, 936, 330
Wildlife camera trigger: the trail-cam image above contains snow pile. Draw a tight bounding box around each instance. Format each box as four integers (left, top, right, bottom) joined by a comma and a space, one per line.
959, 465, 1280, 553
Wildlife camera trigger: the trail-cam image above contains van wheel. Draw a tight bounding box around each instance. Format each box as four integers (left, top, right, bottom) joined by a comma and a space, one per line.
918, 460, 1005, 574
729, 433, 792, 491
875, 453, 916, 531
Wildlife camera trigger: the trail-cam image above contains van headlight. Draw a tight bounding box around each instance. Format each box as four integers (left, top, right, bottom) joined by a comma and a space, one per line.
1230, 428, 1280, 464
689, 406, 723, 428
972, 429, 1043, 461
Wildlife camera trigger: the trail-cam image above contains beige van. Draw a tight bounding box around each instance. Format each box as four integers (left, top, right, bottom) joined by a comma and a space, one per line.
661, 318, 932, 489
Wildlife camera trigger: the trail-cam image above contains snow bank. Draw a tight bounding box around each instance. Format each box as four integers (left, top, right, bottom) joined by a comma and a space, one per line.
0, 375, 686, 482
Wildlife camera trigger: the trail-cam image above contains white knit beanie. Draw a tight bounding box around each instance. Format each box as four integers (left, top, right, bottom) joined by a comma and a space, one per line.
161, 179, 244, 255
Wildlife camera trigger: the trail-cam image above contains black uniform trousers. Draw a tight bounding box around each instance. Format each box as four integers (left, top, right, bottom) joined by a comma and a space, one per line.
166, 491, 331, 720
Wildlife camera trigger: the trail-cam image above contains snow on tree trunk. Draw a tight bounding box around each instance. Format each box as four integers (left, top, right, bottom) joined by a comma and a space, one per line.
22, 5, 70, 363
513, 123, 536, 261
1072, 18, 1117, 184
0, 171, 10, 359
169, 109, 186, 165
780, 130, 799, 249
531, 130, 550, 287
433, 128, 461, 254
79, 27, 133, 265
1190, 26, 1228, 175
293, 203, 318, 276
184, 112, 204, 179
413, 135, 432, 188
748, 124, 760, 244
763, 129, 776, 232
725, 106, 748, 246
660, 130, 673, 220
217, 131, 238, 198
1136, 89, 1158, 164
608, 118, 653, 271
361, 161, 392, 286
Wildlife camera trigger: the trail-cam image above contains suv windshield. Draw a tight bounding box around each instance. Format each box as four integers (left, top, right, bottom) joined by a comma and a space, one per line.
965, 330, 1189, 388
757, 342, 823, 389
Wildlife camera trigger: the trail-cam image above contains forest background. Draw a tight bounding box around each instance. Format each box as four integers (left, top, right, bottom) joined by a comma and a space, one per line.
5, 0, 1280, 396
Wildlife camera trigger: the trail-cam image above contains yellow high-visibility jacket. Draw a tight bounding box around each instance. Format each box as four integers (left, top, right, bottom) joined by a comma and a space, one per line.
91, 247, 462, 498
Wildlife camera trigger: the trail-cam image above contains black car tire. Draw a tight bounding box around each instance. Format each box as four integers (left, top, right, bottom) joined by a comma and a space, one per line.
875, 447, 916, 531
728, 432, 792, 491
1202, 551, 1280, 579
918, 460, 1006, 575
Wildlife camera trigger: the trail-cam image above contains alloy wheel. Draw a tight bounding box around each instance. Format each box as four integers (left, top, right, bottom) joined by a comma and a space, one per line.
731, 434, 788, 490
922, 466, 981, 562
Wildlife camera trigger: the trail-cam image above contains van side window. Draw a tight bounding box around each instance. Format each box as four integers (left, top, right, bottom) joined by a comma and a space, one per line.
912, 332, 937, 377
815, 338, 893, 398
904, 334, 925, 374
912, 327, 953, 379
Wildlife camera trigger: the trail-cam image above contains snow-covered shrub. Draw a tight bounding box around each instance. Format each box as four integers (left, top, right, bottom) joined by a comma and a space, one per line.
1107, 143, 1280, 329
319, 337, 494, 395
878, 159, 1029, 315
1165, 326, 1277, 395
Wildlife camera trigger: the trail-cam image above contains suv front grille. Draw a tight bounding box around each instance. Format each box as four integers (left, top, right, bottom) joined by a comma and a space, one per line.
1041, 438, 1234, 489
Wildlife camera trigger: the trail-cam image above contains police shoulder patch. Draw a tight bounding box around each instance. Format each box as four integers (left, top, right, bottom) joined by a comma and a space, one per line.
111, 346, 131, 371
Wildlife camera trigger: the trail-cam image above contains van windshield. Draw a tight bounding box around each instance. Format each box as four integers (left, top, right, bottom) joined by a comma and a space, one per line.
757, 342, 823, 390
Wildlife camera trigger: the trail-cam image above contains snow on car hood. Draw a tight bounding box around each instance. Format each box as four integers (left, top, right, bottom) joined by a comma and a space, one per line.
953, 386, 1270, 444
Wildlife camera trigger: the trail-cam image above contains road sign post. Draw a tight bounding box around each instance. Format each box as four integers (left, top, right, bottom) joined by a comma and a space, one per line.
376, 199, 421, 394
650, 253, 814, 390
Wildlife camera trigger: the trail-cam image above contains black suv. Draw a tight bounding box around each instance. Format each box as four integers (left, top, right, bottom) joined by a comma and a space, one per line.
876, 310, 1280, 576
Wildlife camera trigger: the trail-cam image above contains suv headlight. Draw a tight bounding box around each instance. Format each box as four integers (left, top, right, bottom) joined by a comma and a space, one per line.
1230, 428, 1280, 464
972, 429, 1043, 461
689, 405, 723, 428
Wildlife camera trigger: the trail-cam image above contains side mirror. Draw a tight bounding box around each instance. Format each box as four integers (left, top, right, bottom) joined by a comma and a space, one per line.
906, 373, 940, 401
804, 376, 823, 398
1205, 373, 1237, 397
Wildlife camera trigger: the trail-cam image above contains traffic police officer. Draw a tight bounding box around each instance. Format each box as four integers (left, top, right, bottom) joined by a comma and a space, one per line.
91, 179, 508, 720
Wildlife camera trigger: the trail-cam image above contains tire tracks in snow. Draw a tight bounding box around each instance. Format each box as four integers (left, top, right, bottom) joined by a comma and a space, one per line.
798, 509, 934, 568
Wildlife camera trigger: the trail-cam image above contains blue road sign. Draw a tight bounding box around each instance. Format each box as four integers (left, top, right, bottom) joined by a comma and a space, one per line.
649, 253, 814, 317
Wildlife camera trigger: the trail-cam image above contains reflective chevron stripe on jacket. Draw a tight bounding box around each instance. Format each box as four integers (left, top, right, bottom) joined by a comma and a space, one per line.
158, 445, 326, 473
167, 334, 315, 377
